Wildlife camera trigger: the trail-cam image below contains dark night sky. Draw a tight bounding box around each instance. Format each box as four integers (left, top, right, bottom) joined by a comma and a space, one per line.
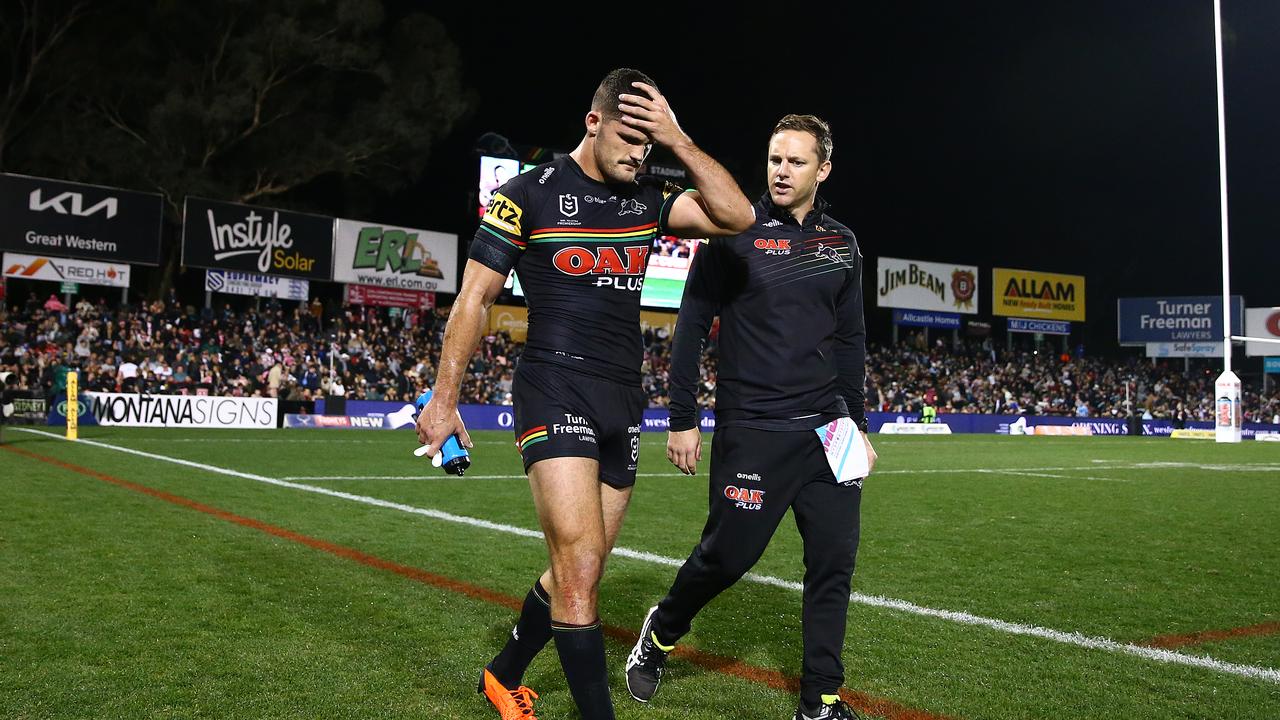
399, 2, 1278, 354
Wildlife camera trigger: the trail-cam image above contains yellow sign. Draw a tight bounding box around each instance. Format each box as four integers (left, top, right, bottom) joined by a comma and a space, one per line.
66, 371, 78, 440
489, 305, 528, 342
640, 309, 678, 336
992, 268, 1085, 322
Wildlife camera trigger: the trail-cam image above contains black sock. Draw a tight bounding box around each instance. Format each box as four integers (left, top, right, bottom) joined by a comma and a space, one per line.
552, 620, 615, 720
487, 580, 553, 687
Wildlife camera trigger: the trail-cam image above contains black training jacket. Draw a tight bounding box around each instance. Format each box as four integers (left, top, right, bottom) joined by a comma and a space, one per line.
667, 194, 867, 432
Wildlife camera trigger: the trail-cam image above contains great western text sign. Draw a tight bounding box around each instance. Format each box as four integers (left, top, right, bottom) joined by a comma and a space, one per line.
0, 173, 163, 265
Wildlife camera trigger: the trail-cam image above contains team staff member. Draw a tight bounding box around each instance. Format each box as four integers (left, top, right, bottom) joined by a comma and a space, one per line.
625, 115, 876, 720
417, 68, 753, 720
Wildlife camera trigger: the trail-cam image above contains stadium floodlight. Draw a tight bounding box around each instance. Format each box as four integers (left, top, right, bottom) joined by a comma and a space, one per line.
1212, 0, 1242, 443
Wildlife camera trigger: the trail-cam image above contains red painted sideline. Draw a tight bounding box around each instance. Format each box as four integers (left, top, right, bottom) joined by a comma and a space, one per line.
6, 444, 955, 720
1143, 621, 1280, 650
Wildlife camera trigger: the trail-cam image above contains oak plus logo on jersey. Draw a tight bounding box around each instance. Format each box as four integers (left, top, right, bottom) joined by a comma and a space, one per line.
551, 245, 650, 292
29, 189, 118, 219
754, 238, 791, 256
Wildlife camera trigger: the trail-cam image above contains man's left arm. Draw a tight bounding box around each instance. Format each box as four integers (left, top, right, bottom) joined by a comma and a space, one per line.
833, 242, 877, 471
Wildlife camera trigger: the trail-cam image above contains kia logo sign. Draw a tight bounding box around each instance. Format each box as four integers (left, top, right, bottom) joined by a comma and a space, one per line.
29, 189, 118, 219
1268, 312, 1280, 337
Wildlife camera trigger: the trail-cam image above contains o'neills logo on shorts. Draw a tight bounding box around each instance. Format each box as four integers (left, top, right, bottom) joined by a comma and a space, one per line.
724, 485, 765, 511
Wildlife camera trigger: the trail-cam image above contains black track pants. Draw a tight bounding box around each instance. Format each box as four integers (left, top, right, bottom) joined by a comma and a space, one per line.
653, 425, 862, 700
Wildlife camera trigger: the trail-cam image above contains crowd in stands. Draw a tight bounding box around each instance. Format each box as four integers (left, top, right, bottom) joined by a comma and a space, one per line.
2, 293, 1278, 425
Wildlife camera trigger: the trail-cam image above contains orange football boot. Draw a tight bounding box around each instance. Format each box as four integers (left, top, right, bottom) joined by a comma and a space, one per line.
478, 667, 539, 719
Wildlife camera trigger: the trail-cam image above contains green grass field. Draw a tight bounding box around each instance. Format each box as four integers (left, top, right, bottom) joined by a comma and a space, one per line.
2, 427, 1279, 719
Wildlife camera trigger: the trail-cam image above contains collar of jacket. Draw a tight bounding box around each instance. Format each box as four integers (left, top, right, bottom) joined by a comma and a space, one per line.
759, 192, 829, 228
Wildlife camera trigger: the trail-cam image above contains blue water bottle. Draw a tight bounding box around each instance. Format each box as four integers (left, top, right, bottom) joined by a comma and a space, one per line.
413, 390, 471, 476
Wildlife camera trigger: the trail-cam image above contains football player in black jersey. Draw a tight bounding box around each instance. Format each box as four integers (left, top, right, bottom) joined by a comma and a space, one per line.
416, 68, 752, 720
624, 115, 878, 720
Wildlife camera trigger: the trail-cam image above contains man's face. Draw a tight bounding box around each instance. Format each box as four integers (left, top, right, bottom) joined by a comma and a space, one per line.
766, 130, 830, 210
590, 114, 652, 183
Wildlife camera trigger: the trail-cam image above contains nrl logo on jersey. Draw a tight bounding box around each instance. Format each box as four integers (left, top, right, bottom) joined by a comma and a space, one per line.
559, 194, 579, 217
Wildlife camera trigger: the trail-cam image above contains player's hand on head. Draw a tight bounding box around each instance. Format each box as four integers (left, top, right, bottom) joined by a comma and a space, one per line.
666, 428, 701, 475
618, 82, 686, 149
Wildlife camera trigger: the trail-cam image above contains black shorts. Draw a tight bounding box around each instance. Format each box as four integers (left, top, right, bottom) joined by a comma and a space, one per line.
511, 360, 646, 488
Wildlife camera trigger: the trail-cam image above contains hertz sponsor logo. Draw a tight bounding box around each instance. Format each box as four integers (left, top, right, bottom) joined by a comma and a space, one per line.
483, 192, 523, 235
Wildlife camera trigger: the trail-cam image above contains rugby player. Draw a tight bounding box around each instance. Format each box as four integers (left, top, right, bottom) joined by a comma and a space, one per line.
417, 68, 753, 720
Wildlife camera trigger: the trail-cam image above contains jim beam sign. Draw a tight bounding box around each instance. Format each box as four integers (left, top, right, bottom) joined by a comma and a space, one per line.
876, 256, 978, 314
181, 197, 334, 281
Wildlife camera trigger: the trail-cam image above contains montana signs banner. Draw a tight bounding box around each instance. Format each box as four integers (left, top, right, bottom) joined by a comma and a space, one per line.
333, 219, 458, 294
181, 197, 334, 281
0, 173, 163, 265
4, 252, 131, 288
876, 256, 978, 314
992, 268, 1085, 322
83, 392, 277, 429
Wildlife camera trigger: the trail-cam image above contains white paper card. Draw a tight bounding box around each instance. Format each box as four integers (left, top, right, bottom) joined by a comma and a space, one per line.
814, 417, 870, 485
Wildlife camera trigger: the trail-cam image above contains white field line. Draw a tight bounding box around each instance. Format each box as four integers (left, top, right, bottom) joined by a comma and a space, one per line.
281, 467, 1130, 482
1093, 460, 1280, 473
14, 428, 1280, 684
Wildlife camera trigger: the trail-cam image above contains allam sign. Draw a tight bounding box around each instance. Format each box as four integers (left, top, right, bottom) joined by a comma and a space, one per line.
181, 197, 334, 281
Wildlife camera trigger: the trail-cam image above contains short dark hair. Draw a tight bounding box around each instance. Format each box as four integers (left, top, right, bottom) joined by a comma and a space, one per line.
592, 68, 659, 120
773, 114, 833, 164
